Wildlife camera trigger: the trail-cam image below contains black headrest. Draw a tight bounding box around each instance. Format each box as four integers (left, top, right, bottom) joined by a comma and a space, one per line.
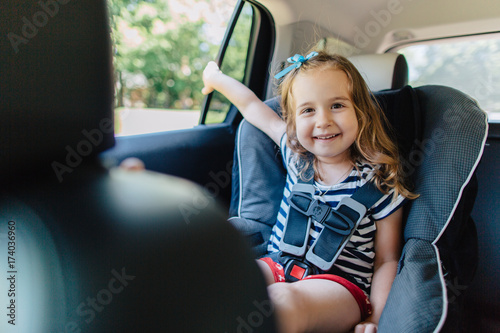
0, 0, 114, 183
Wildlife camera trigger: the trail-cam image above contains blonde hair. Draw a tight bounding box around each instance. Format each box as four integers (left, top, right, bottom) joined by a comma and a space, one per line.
277, 51, 418, 200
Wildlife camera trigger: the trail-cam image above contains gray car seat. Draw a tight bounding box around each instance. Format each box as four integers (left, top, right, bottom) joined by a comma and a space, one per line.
229, 53, 412, 257
229, 54, 488, 332
0, 1, 275, 332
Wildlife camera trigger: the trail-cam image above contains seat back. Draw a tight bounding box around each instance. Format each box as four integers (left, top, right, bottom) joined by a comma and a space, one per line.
0, 1, 275, 332
0, 0, 114, 184
348, 53, 409, 91
378, 86, 487, 332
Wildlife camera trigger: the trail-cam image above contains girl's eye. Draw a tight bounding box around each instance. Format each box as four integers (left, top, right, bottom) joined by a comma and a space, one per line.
332, 103, 344, 109
301, 108, 314, 114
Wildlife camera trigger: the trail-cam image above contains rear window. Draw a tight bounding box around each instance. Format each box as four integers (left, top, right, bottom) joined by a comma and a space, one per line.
396, 36, 500, 122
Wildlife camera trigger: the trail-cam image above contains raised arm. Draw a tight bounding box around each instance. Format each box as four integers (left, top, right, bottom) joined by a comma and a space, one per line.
202, 62, 285, 145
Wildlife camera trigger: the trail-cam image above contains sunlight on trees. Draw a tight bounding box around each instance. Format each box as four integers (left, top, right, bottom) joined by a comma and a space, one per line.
399, 38, 500, 121
108, 0, 238, 110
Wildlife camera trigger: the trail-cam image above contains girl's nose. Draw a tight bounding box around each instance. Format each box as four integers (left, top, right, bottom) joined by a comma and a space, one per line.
315, 109, 333, 128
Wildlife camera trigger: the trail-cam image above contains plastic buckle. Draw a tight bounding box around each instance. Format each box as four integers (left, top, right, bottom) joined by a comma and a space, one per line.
286, 185, 332, 232
335, 196, 367, 226
306, 197, 367, 271
287, 183, 316, 214
305, 199, 330, 224
283, 257, 317, 282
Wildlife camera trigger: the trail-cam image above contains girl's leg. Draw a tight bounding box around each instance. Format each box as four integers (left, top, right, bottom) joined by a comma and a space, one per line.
256, 259, 277, 285
268, 278, 361, 333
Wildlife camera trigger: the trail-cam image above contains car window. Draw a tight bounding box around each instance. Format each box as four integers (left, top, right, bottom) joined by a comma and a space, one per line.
108, 0, 251, 136
204, 2, 253, 124
396, 36, 500, 123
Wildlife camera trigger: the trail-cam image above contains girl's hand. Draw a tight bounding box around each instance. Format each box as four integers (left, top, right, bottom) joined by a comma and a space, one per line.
354, 321, 377, 333
201, 61, 222, 95
119, 157, 145, 171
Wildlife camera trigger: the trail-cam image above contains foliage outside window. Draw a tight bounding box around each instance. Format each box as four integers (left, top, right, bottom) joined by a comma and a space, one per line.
397, 37, 500, 122
108, 0, 250, 136
206, 3, 253, 124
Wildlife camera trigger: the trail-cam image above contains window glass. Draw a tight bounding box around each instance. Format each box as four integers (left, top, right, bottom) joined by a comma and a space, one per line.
205, 3, 253, 124
397, 37, 500, 122
108, 0, 249, 136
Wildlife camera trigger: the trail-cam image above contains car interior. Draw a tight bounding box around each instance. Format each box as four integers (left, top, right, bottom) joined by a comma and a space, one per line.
1, 0, 499, 332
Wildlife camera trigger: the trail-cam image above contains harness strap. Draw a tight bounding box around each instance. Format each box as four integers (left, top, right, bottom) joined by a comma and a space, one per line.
280, 176, 384, 272
280, 184, 315, 257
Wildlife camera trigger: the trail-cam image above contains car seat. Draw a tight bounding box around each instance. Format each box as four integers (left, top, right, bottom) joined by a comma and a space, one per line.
0, 1, 275, 332
228, 53, 412, 257
229, 53, 488, 332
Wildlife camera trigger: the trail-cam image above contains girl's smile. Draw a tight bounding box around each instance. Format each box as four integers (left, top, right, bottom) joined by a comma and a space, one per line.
313, 133, 341, 141
292, 68, 358, 165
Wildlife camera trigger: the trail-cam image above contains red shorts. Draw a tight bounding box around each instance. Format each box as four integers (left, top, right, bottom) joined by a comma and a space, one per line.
259, 257, 372, 320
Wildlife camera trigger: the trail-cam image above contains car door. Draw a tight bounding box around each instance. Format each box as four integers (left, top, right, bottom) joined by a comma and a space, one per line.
102, 0, 274, 206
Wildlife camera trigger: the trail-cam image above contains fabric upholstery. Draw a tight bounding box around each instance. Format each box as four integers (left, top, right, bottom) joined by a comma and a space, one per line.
230, 84, 487, 332
0, 0, 114, 184
0, 1, 276, 332
349, 53, 409, 91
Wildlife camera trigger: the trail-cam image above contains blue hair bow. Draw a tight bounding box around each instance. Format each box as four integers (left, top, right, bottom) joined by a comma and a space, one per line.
274, 51, 319, 79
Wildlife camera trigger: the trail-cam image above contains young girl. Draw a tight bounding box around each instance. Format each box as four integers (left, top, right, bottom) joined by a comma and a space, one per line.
202, 51, 417, 333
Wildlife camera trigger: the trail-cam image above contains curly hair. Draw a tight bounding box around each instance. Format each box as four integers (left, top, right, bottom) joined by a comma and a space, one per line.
277, 51, 418, 200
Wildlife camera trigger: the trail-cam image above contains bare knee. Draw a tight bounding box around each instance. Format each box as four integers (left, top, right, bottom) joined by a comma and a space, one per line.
268, 279, 361, 333
268, 283, 308, 333
256, 259, 275, 286
119, 157, 145, 171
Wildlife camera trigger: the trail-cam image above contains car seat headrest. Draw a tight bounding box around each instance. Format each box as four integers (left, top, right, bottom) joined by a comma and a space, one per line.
0, 0, 114, 183
348, 53, 408, 91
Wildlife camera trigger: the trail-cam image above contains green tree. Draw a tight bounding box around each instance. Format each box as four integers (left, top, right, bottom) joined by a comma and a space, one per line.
108, 0, 230, 109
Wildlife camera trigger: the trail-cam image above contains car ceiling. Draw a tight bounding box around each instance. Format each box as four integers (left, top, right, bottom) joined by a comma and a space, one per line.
256, 0, 500, 53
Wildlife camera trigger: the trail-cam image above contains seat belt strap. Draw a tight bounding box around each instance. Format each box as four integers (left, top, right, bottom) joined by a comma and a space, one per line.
280, 184, 315, 257
279, 177, 384, 271
307, 180, 382, 270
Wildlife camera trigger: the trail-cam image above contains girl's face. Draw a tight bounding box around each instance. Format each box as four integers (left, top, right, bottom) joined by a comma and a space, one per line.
291, 67, 358, 165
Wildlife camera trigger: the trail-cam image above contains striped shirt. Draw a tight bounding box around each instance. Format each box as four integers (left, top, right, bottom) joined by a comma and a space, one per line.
266, 134, 406, 294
